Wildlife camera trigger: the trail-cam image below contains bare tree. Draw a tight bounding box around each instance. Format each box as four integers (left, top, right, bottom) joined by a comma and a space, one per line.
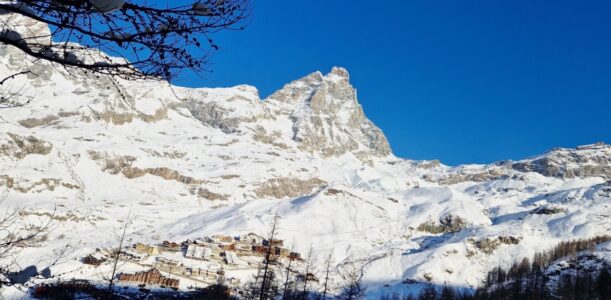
0, 0, 251, 81
259, 213, 280, 300
282, 239, 297, 300
244, 263, 263, 300
104, 206, 132, 297
0, 192, 56, 287
321, 252, 334, 300
338, 262, 365, 300
301, 245, 314, 300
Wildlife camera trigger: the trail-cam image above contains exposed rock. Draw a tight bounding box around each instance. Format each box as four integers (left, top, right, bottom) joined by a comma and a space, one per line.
94, 107, 168, 125
87, 151, 136, 175
1, 133, 52, 159
266, 67, 391, 158
417, 214, 468, 234
139, 167, 199, 184
195, 187, 229, 201
187, 100, 245, 133
497, 236, 522, 245
530, 206, 567, 215
185, 88, 267, 134
417, 160, 441, 170
324, 188, 358, 198
0, 175, 79, 193
57, 111, 80, 118
89, 151, 200, 184
512, 143, 611, 179
254, 177, 327, 199
140, 149, 187, 159
18, 115, 60, 128
428, 168, 509, 185
252, 126, 288, 149
18, 210, 101, 222
468, 236, 522, 255
472, 237, 500, 255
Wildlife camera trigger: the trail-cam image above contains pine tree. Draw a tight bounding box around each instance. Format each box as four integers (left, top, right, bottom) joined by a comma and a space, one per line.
596, 264, 610, 300
419, 284, 437, 300
440, 284, 456, 300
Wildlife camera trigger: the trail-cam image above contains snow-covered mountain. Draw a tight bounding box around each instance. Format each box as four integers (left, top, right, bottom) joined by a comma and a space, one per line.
0, 17, 610, 298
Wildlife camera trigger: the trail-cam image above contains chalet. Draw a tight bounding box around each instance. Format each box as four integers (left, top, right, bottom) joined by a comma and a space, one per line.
185, 244, 212, 260
161, 241, 181, 252
220, 243, 236, 251
120, 249, 145, 261
211, 234, 234, 243
234, 243, 252, 255
242, 233, 265, 245
187, 267, 221, 280
134, 243, 160, 255
253, 245, 268, 255
157, 257, 182, 267
208, 243, 224, 257
263, 238, 283, 247
275, 247, 291, 257
225, 251, 238, 265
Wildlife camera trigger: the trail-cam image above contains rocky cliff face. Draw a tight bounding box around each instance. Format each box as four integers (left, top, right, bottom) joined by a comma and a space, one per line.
178, 67, 391, 160
511, 143, 611, 179
266, 67, 391, 158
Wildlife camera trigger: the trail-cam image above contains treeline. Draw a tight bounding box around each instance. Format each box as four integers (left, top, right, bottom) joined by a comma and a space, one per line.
484, 235, 610, 288
380, 235, 611, 300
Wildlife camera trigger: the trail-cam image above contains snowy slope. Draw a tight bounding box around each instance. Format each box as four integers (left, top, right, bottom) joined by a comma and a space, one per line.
0, 17, 610, 298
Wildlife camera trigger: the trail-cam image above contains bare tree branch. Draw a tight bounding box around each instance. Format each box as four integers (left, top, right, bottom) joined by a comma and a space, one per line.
0, 0, 251, 80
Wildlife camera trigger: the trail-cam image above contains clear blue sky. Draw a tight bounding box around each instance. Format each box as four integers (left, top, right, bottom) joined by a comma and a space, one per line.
173, 0, 611, 166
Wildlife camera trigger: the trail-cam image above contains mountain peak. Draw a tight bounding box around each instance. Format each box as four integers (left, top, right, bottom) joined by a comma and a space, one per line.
264, 68, 391, 158
328, 66, 350, 80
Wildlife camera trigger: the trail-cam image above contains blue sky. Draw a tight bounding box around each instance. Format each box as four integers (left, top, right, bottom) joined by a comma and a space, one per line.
173, 0, 611, 166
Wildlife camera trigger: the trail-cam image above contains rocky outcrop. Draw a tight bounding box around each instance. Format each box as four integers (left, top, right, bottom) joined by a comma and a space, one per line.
88, 151, 200, 184
194, 187, 230, 201
254, 177, 327, 199
1, 133, 52, 159
18, 115, 60, 128
0, 175, 79, 193
252, 126, 288, 149
512, 143, 611, 179
88, 106, 168, 125
427, 168, 510, 185
187, 100, 245, 133
417, 214, 468, 234
185, 86, 268, 133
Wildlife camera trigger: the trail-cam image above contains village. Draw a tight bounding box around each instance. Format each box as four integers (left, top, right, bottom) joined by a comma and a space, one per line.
81, 233, 303, 292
